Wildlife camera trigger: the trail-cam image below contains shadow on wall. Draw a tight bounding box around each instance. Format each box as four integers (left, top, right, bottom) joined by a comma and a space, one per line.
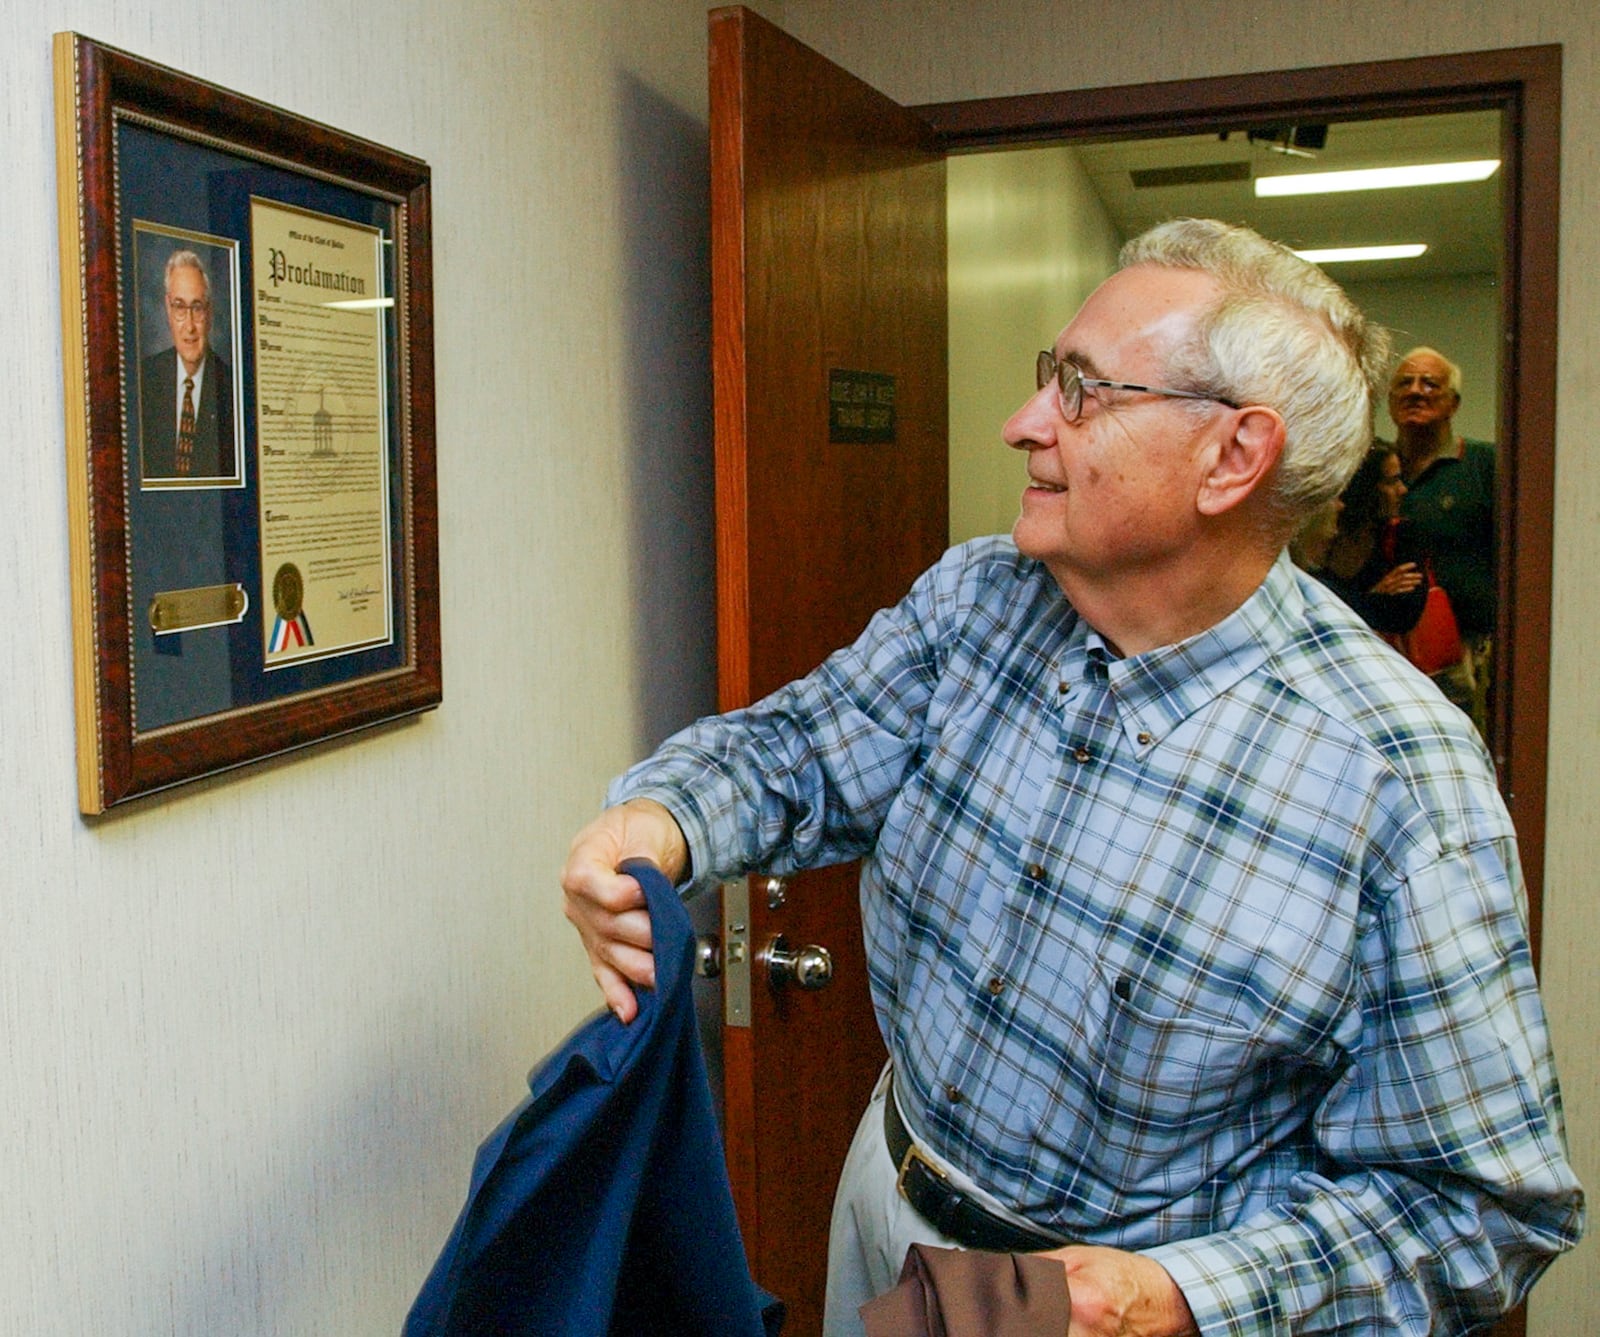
616, 72, 725, 1121
617, 72, 716, 752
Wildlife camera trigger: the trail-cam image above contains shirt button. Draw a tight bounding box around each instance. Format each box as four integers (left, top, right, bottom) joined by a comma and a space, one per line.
1137, 731, 1153, 745
987, 975, 1005, 996
1057, 681, 1069, 695
945, 1084, 963, 1104
1074, 745, 1091, 763
1025, 862, 1045, 880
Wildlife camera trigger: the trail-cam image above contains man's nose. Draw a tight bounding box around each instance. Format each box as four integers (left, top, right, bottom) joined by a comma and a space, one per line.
1002, 383, 1060, 452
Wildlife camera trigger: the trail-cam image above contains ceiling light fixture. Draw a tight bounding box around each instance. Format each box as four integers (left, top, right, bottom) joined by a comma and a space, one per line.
1256, 159, 1500, 197
1292, 244, 1428, 264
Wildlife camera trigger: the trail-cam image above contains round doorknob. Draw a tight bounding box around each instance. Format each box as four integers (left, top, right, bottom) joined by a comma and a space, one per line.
761, 935, 833, 991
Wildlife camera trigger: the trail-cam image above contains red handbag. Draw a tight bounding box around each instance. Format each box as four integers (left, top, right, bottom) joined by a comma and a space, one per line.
1406, 565, 1465, 675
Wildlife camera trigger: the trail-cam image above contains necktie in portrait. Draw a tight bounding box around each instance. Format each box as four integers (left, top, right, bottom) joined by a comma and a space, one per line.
177, 376, 195, 476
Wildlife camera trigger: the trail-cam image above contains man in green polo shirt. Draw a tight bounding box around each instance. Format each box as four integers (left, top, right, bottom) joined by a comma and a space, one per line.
1389, 346, 1496, 736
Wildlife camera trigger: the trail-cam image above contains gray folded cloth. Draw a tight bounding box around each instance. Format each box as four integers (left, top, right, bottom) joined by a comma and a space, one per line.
860, 1244, 1071, 1337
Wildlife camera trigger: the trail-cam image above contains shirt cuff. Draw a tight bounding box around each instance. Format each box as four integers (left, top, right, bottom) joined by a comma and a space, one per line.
604, 778, 714, 895
1143, 1234, 1287, 1337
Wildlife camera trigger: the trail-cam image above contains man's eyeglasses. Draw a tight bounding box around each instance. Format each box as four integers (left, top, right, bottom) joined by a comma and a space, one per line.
1036, 349, 1240, 422
167, 298, 211, 323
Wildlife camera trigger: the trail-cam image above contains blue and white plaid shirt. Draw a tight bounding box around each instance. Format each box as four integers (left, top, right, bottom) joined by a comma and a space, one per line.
612, 537, 1582, 1334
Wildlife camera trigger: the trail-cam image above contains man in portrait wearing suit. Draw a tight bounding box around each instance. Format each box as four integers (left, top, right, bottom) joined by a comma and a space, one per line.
139, 248, 236, 482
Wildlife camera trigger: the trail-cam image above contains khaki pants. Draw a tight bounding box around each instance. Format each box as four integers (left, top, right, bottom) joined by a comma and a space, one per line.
822, 1067, 1052, 1336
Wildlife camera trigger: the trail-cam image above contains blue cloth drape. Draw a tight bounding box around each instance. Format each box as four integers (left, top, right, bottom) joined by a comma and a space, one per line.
405, 860, 782, 1336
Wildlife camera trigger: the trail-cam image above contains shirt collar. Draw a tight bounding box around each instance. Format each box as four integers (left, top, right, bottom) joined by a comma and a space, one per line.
1101, 551, 1304, 748
175, 349, 207, 393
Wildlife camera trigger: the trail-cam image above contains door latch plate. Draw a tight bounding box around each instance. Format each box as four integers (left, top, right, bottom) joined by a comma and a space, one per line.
722, 879, 751, 1027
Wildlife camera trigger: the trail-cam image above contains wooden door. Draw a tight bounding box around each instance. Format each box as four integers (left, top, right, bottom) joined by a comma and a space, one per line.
709, 8, 948, 1332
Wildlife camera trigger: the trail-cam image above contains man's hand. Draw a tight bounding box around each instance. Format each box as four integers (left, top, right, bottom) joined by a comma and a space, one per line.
560, 799, 690, 1023
1040, 1244, 1200, 1337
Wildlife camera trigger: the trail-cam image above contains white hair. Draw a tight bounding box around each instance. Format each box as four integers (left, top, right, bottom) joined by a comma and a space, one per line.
163, 248, 211, 300
1394, 345, 1462, 397
1118, 218, 1390, 534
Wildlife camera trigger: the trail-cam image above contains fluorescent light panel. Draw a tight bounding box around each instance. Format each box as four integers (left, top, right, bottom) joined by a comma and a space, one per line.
1293, 243, 1428, 264
1256, 159, 1500, 197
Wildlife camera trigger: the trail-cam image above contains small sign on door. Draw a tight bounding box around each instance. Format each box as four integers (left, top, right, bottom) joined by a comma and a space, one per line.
828, 369, 896, 444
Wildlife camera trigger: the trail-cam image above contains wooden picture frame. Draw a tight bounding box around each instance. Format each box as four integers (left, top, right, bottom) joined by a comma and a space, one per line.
54, 33, 440, 813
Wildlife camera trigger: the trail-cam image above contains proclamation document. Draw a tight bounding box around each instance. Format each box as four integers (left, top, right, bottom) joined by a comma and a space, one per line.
250, 198, 392, 669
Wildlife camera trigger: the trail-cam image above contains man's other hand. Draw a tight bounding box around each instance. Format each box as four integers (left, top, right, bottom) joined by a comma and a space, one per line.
560, 799, 689, 1023
1041, 1244, 1201, 1337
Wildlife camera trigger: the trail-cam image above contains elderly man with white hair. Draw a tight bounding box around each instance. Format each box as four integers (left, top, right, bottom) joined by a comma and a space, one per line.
1388, 345, 1497, 736
562, 219, 1582, 1336
138, 247, 236, 481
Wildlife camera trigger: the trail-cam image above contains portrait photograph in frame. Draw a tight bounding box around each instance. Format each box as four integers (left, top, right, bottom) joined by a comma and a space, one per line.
53, 32, 440, 814
132, 223, 246, 490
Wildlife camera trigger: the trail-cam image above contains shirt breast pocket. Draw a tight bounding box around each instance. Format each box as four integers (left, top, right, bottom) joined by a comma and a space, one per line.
1068, 962, 1326, 1197
1093, 973, 1259, 1116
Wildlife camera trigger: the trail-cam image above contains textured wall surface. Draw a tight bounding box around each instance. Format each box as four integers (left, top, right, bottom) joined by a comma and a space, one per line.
1, 1, 717, 1332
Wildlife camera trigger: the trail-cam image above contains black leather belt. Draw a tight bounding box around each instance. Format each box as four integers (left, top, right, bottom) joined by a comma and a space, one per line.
883, 1079, 1062, 1253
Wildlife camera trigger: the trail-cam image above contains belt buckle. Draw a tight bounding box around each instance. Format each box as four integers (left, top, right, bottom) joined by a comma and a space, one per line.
896, 1141, 947, 1201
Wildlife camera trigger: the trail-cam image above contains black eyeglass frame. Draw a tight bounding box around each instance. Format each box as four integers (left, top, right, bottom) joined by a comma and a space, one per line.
1036, 349, 1241, 422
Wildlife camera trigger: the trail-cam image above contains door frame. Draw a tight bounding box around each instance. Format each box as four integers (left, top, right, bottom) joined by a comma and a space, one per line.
914, 45, 1561, 968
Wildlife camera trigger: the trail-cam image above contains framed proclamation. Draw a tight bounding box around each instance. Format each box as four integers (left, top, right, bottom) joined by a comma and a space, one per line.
53, 33, 440, 813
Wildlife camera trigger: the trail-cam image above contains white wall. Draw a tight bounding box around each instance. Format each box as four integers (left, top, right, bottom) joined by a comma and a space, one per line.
1, 1, 718, 1332
780, 3, 1600, 1332
947, 145, 1122, 542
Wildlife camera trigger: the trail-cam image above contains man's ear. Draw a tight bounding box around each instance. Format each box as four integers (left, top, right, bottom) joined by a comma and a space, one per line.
1196, 406, 1285, 517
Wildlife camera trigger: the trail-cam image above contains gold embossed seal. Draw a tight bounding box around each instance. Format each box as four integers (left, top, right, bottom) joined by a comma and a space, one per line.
272, 563, 305, 621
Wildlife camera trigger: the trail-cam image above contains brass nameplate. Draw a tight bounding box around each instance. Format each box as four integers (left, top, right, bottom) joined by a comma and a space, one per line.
149, 583, 249, 635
